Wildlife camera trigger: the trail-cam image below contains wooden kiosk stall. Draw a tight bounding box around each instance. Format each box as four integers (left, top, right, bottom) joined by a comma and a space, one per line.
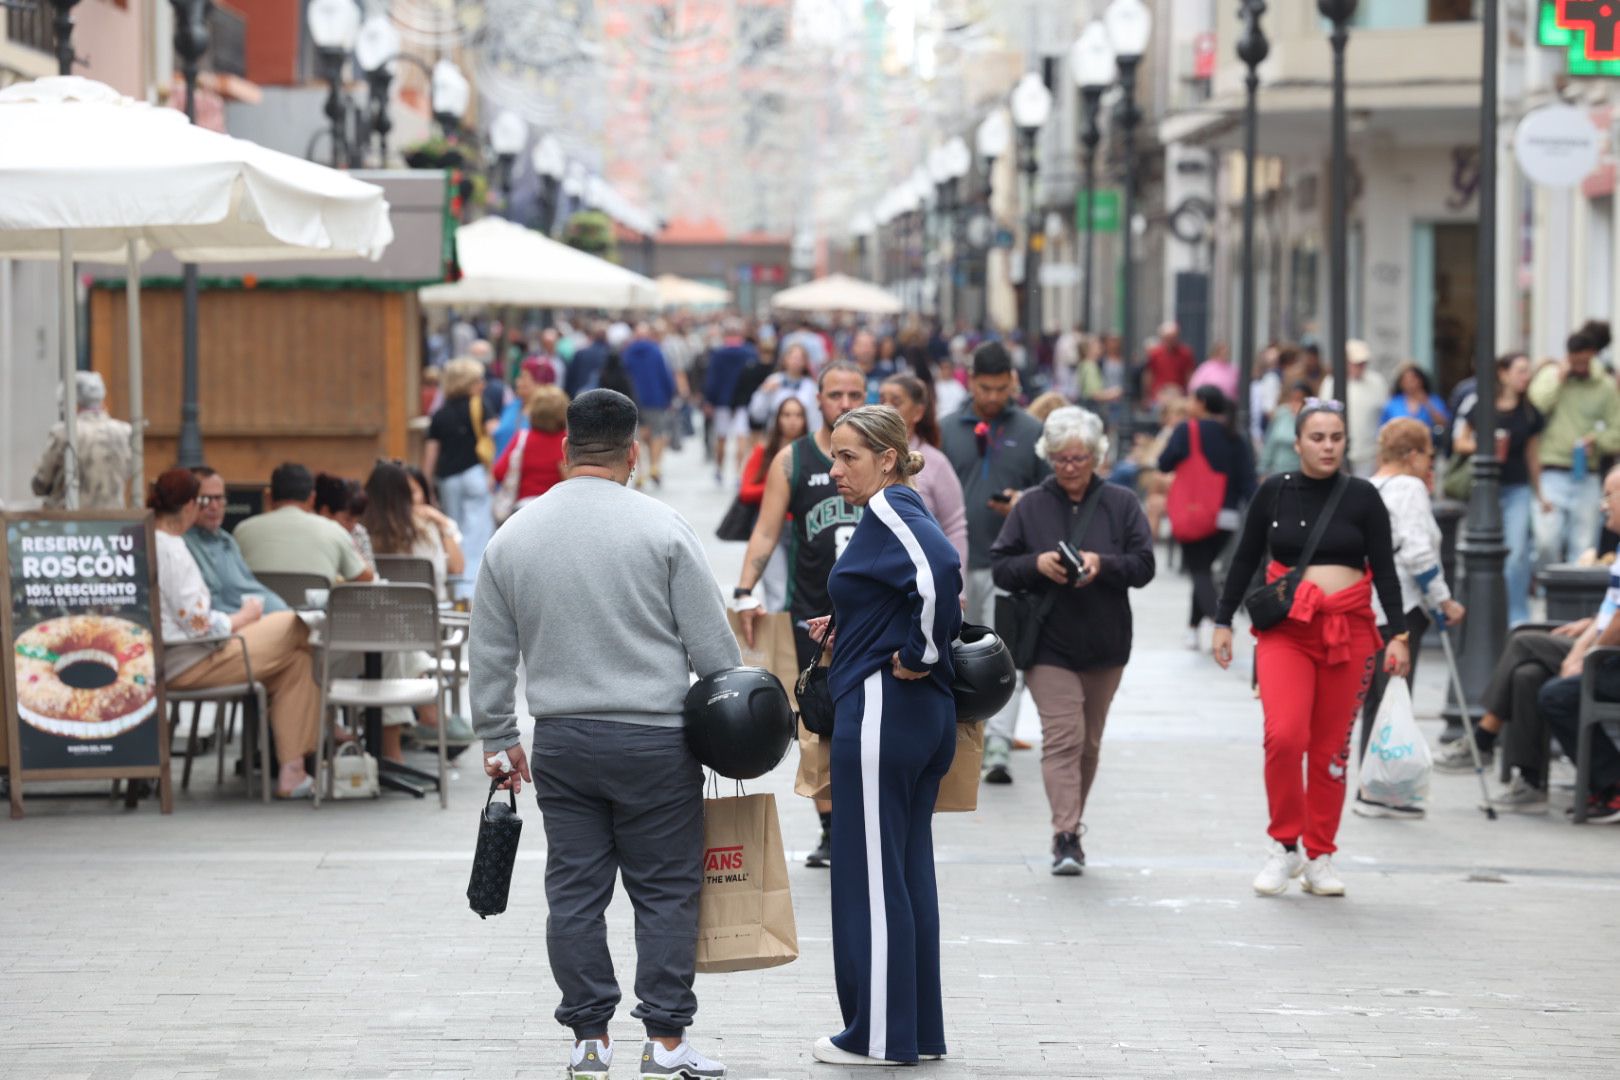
87, 172, 451, 490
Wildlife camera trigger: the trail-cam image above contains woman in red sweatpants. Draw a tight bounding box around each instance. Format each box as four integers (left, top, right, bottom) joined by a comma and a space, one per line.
1212, 401, 1409, 898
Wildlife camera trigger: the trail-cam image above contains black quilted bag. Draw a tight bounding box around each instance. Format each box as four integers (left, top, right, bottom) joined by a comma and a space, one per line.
467, 779, 522, 919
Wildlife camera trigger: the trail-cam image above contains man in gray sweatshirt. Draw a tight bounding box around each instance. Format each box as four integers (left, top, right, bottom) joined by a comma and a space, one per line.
471, 389, 740, 1080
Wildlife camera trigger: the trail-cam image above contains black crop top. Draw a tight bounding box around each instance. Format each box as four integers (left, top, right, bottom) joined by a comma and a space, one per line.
1214, 471, 1406, 635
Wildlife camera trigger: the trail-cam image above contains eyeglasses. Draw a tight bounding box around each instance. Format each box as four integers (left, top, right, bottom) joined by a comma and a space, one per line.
1049, 453, 1093, 470
196, 495, 224, 506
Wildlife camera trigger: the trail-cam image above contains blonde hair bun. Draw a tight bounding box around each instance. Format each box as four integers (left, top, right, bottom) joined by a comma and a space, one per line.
905, 451, 926, 477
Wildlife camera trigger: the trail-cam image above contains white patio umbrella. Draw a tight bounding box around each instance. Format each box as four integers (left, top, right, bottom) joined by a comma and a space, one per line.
770, 273, 903, 315
655, 273, 731, 308
418, 217, 658, 310
0, 76, 394, 506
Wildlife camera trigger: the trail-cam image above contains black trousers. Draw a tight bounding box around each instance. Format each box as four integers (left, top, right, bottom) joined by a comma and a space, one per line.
1181, 531, 1231, 628
1480, 628, 1571, 787
1359, 608, 1430, 762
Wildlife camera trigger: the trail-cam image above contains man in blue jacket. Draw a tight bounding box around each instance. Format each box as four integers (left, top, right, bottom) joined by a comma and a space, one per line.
623, 323, 677, 488
702, 319, 759, 485
565, 322, 611, 398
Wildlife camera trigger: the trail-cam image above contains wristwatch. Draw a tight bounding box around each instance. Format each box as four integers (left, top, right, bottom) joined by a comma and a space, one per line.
733, 587, 753, 599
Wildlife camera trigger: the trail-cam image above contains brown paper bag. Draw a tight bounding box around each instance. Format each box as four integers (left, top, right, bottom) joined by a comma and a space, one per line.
934, 722, 984, 813
726, 609, 801, 709
696, 793, 799, 973
793, 723, 832, 801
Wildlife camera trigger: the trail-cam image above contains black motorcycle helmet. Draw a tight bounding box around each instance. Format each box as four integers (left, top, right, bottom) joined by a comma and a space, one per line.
683, 667, 795, 780
951, 623, 1016, 723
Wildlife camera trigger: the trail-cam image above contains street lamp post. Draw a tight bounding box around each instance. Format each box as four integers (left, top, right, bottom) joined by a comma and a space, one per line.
1105, 0, 1151, 411
308, 0, 362, 169
912, 166, 934, 313
941, 136, 971, 328
1071, 22, 1114, 336
171, 0, 211, 469
489, 110, 528, 218
1455, 0, 1508, 730
431, 59, 471, 142
355, 14, 401, 166
975, 109, 1010, 334
1236, 1, 1270, 442
1319, 0, 1357, 408
48, 0, 79, 75
1011, 71, 1052, 364
532, 134, 566, 234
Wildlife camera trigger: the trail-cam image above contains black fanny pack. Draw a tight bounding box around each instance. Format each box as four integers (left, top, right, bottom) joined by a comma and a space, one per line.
795, 614, 836, 737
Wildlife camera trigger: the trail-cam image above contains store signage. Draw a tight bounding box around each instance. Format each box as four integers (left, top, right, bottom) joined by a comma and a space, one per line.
1513, 103, 1602, 188
1541, 0, 1620, 75
3, 513, 171, 817
1075, 189, 1121, 233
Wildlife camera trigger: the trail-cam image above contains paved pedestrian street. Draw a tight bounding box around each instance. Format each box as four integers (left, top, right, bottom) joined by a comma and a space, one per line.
2, 446, 1616, 1080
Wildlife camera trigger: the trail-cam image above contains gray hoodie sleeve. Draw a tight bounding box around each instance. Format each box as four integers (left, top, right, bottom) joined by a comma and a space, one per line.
668, 516, 743, 678
469, 546, 523, 752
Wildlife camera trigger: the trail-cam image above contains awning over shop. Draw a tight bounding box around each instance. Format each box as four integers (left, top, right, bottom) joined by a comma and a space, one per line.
419, 216, 659, 310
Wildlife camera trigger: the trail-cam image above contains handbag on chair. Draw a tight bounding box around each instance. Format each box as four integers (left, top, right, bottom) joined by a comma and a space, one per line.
467, 778, 523, 918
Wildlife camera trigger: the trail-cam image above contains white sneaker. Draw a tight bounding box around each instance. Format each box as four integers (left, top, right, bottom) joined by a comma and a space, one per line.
1252, 841, 1304, 896
812, 1035, 905, 1067
639, 1039, 725, 1079
1300, 854, 1346, 897
569, 1039, 612, 1080
1352, 795, 1425, 820
1489, 774, 1548, 814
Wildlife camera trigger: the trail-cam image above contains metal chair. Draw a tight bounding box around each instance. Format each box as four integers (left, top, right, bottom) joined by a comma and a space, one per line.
255, 571, 332, 610
374, 555, 435, 589
163, 634, 272, 802
316, 582, 448, 808
1573, 647, 1620, 823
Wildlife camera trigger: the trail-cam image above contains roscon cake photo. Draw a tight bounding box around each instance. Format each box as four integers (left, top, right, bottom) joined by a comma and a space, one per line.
12, 615, 157, 739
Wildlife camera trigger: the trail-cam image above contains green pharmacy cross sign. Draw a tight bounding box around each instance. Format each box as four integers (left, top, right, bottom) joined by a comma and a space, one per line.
1542, 0, 1620, 76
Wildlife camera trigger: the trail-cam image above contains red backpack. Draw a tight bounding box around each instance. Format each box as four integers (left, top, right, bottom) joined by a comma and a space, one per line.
1166, 420, 1227, 544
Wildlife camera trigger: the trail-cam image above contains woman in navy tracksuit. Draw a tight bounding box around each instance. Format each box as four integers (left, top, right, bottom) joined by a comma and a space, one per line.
806, 404, 964, 1067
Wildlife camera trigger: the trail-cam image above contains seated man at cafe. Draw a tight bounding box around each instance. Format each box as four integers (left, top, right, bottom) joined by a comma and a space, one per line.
235, 462, 375, 587
183, 467, 289, 615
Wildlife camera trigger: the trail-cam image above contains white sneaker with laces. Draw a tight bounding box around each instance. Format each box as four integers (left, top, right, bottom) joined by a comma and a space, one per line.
569, 1039, 612, 1080
1252, 840, 1304, 896
639, 1039, 726, 1079
1489, 774, 1548, 814
1300, 854, 1346, 897
812, 1035, 905, 1067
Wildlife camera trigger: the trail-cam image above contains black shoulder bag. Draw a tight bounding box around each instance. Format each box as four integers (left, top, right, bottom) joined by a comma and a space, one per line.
795, 613, 837, 737
1241, 473, 1347, 632
467, 778, 523, 919
994, 484, 1105, 670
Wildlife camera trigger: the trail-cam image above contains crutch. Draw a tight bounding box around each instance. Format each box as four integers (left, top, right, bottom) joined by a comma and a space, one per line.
1430, 610, 1499, 821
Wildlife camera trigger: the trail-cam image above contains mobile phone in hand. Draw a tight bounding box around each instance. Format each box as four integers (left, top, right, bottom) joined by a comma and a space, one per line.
988, 492, 1012, 505
1059, 541, 1087, 582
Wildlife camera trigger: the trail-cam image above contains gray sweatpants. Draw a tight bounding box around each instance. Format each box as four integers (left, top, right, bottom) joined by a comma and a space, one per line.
534, 719, 704, 1039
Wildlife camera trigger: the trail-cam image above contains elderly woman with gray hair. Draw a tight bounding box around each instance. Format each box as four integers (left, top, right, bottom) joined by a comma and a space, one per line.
990, 407, 1156, 875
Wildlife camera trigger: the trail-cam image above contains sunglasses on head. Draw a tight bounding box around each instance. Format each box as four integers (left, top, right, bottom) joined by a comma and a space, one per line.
1301, 397, 1345, 413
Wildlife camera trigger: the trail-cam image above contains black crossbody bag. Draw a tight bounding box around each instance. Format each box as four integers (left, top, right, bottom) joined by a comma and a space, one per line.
995, 484, 1105, 670
1242, 473, 1347, 632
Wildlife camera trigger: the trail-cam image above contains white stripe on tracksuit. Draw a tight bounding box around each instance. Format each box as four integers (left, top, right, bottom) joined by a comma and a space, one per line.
868, 488, 939, 666
859, 669, 888, 1061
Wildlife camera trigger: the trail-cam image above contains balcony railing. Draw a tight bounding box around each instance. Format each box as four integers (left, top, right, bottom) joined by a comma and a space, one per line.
5, 2, 56, 58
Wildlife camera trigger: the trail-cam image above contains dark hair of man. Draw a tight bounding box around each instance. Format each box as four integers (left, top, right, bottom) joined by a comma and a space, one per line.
313, 472, 350, 516
818, 359, 865, 391
1580, 319, 1612, 353
190, 465, 219, 480
269, 462, 314, 504
566, 389, 640, 468
971, 341, 1013, 378
1568, 330, 1600, 355
362, 462, 423, 556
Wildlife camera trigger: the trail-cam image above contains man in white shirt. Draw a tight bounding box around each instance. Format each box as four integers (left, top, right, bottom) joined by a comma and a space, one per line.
1320, 339, 1388, 477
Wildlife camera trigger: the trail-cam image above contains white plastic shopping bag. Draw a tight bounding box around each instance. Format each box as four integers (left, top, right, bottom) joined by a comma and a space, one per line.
1359, 679, 1432, 809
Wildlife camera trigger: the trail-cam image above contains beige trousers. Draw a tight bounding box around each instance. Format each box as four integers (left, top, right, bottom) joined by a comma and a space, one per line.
1025, 664, 1124, 836
170, 611, 319, 766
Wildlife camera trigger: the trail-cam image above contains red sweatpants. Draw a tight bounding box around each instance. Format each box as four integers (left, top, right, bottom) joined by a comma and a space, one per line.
1255, 615, 1378, 859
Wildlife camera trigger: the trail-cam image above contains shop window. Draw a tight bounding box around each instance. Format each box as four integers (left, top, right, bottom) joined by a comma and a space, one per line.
1351, 0, 1476, 29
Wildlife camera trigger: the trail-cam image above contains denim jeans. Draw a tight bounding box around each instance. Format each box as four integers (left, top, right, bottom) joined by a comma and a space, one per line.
1500, 483, 1534, 627
438, 464, 492, 600
1533, 469, 1602, 569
